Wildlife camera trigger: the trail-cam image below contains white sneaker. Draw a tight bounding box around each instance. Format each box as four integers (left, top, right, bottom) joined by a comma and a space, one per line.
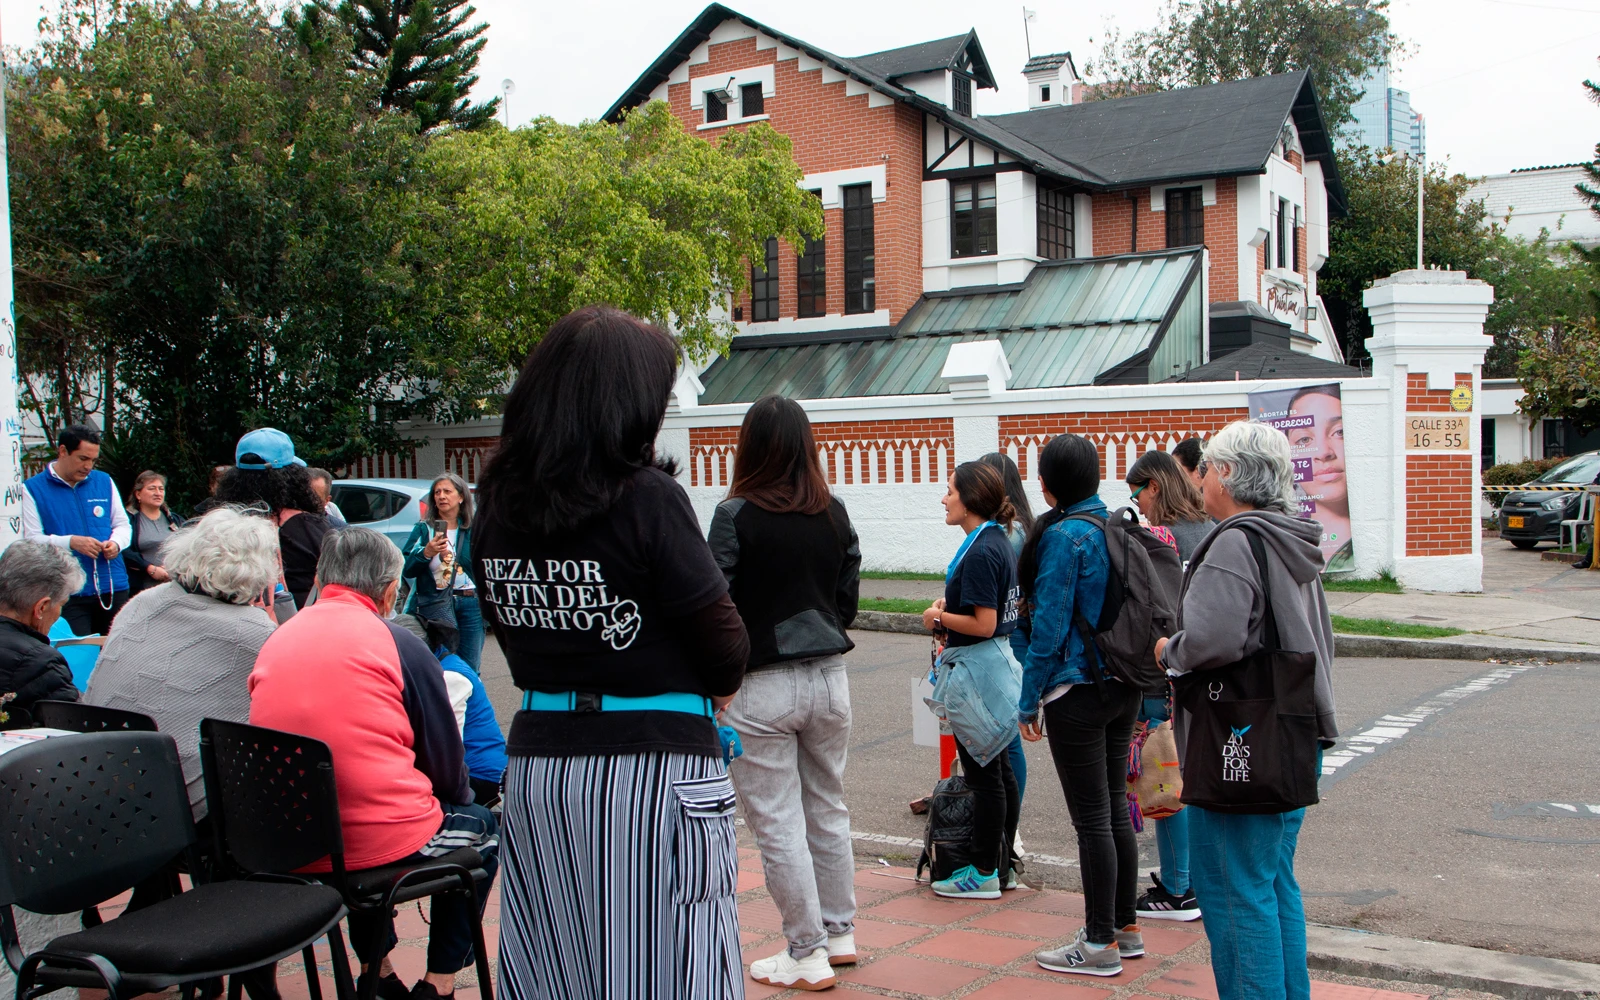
749, 946, 837, 991
826, 931, 857, 966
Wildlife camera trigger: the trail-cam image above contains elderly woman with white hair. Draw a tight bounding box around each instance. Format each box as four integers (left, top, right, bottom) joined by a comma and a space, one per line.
87, 506, 281, 818
1154, 419, 1337, 1000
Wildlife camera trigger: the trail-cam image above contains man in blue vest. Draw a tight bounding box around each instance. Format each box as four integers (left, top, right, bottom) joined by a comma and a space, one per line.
21, 424, 133, 636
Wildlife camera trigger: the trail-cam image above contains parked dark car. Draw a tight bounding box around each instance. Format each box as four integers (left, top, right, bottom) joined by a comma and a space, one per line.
1499, 451, 1600, 549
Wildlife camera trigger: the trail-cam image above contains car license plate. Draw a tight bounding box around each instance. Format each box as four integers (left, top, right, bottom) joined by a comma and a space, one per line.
1507, 516, 1525, 529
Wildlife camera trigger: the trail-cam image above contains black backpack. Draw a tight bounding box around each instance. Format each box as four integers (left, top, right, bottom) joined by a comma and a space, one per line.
1065, 507, 1183, 694
915, 774, 975, 882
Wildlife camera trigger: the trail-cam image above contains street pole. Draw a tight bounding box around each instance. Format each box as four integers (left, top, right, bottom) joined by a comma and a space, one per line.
1022, 6, 1032, 58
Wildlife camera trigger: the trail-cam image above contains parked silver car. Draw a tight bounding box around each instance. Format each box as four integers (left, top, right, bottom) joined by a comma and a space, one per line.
328, 478, 434, 547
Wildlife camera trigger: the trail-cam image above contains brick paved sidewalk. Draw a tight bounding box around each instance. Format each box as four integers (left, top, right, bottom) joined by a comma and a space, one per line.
249, 848, 1487, 1000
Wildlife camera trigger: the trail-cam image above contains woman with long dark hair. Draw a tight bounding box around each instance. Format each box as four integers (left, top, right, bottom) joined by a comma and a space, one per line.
1013, 434, 1141, 978
472, 306, 749, 1000
401, 472, 483, 669
979, 451, 1035, 813
709, 394, 862, 992
921, 461, 1022, 900
1123, 449, 1214, 923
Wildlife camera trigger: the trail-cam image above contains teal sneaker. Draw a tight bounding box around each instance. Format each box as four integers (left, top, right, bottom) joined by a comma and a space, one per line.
932, 864, 1001, 899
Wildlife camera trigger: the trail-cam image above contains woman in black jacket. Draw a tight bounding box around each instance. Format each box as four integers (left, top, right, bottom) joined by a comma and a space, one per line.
708, 395, 861, 992
0, 541, 84, 728
123, 470, 186, 595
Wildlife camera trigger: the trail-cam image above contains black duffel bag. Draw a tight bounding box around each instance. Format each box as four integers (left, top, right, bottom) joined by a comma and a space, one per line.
1173, 526, 1320, 814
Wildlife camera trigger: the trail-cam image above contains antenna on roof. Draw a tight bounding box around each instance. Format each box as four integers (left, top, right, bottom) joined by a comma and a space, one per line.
1022, 7, 1037, 58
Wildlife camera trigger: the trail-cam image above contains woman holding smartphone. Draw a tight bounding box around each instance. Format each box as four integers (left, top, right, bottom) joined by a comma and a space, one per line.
401, 472, 483, 669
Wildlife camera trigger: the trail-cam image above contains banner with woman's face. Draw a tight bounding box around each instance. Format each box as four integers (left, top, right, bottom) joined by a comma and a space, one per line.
1247, 382, 1355, 573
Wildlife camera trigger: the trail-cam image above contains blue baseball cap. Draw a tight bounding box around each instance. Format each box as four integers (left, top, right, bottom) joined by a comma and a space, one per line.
235, 428, 306, 470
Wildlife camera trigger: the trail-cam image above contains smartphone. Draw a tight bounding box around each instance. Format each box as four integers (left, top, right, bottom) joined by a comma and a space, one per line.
427, 519, 447, 536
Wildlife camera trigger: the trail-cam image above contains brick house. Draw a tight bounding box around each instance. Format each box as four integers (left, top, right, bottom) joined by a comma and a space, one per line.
606, 3, 1351, 398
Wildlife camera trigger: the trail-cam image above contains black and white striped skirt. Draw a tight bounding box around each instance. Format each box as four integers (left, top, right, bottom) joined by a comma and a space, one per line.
496, 751, 744, 1000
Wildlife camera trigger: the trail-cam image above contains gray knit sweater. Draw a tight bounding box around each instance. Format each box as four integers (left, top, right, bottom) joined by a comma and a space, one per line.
87, 583, 276, 817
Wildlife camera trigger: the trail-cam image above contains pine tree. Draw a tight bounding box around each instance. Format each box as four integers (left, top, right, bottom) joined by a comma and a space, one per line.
304, 0, 497, 131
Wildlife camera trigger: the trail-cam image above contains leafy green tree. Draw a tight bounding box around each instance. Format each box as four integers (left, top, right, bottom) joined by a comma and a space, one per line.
291, 0, 496, 131
1516, 317, 1600, 435
1317, 148, 1596, 371
1089, 0, 1396, 129
414, 100, 825, 367
8, 0, 495, 503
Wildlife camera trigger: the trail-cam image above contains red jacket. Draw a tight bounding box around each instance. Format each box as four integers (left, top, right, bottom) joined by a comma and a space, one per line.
250, 585, 469, 870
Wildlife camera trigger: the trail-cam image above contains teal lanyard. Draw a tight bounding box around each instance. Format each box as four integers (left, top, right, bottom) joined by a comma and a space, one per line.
946, 521, 998, 582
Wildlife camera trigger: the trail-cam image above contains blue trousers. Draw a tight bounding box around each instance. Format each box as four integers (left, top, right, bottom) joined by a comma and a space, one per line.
1188, 806, 1309, 1000
453, 593, 484, 671
1154, 806, 1190, 895
1005, 732, 1027, 801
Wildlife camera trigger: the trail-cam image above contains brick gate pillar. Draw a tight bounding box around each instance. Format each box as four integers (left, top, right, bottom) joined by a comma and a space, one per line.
1363, 270, 1494, 592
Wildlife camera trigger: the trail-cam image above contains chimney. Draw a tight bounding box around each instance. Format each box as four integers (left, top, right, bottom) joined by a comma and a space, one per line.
1023, 52, 1079, 109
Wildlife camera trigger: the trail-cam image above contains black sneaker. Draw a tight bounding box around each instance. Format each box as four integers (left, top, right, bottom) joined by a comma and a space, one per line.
409, 981, 454, 1000
358, 972, 411, 1000
1135, 873, 1201, 921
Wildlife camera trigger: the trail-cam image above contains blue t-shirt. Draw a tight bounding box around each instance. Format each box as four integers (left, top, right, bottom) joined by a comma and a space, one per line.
943, 524, 1020, 648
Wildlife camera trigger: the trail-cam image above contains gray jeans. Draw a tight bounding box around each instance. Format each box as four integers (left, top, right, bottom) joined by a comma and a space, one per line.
724, 656, 857, 957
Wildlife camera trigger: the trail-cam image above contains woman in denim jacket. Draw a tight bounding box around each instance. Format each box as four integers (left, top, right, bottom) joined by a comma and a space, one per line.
1011, 433, 1142, 979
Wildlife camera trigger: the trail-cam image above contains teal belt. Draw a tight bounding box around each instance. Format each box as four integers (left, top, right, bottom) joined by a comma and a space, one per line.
520, 690, 715, 718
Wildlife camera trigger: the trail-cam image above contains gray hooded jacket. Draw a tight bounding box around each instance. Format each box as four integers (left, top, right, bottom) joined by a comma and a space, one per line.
1164, 509, 1338, 746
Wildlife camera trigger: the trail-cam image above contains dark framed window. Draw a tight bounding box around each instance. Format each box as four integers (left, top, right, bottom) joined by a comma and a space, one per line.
1037, 182, 1074, 259
951, 178, 997, 258
1276, 197, 1290, 269
797, 196, 826, 317
750, 237, 779, 322
843, 184, 875, 314
741, 83, 764, 118
705, 91, 728, 123
952, 74, 972, 116
1040, 84, 1050, 102
1165, 187, 1204, 247
1292, 205, 1302, 272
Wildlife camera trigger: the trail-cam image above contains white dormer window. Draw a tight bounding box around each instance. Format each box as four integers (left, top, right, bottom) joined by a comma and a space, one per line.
1040, 84, 1050, 103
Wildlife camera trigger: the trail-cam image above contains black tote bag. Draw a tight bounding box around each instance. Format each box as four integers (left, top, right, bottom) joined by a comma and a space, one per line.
1173, 528, 1320, 814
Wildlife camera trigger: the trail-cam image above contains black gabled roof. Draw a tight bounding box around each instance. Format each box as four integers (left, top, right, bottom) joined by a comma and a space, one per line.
851, 31, 997, 90
605, 4, 989, 123
984, 71, 1347, 216
605, 8, 1346, 214
1163, 342, 1365, 383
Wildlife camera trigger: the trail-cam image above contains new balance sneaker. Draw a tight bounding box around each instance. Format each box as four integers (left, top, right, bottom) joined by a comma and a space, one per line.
1135, 873, 1202, 921
749, 946, 837, 991
1036, 928, 1124, 977
826, 931, 857, 966
1114, 923, 1145, 959
931, 864, 1001, 899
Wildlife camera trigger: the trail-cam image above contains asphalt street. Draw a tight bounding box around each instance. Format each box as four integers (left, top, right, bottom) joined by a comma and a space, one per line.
477, 630, 1600, 964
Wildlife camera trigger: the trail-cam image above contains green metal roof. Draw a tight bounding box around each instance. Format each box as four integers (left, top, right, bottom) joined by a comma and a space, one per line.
698, 248, 1202, 404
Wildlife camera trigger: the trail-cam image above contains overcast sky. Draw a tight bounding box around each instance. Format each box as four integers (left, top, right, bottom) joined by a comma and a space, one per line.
2, 0, 1595, 178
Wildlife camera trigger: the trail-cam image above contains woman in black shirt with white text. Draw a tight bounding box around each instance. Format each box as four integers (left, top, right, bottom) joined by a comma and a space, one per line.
473, 307, 750, 1000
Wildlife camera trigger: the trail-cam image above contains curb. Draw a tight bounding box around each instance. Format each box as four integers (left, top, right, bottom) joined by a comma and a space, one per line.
1306, 924, 1600, 999
850, 611, 1600, 662
1332, 633, 1600, 663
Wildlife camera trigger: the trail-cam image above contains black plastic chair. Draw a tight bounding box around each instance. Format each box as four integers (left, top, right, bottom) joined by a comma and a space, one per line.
33, 699, 158, 733
0, 731, 356, 1000
199, 719, 493, 1000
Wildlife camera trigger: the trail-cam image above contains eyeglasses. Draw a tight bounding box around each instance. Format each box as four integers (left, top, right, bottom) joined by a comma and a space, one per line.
1197, 460, 1210, 478
1129, 483, 1148, 500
